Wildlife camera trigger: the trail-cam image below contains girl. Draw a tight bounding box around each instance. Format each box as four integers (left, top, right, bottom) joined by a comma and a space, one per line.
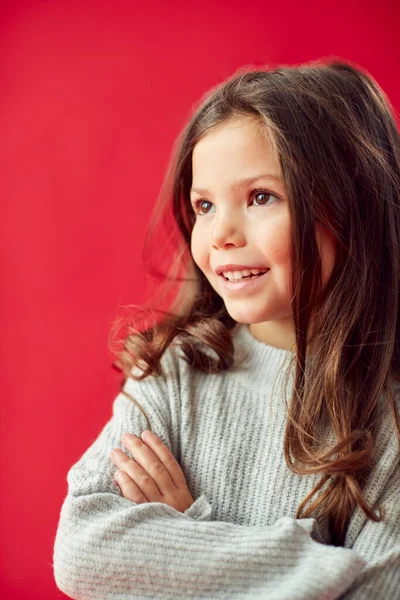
53, 59, 400, 599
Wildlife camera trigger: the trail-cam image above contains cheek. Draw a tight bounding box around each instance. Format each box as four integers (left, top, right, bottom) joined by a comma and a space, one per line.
264, 219, 292, 267
190, 226, 205, 270
267, 221, 336, 282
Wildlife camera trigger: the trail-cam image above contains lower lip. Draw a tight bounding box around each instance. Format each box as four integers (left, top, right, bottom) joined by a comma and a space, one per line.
219, 270, 270, 291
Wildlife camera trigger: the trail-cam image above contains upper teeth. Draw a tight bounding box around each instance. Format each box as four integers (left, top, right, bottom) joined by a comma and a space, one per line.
222, 268, 268, 281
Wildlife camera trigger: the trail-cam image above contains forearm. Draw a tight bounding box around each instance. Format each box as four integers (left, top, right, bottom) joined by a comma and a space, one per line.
53, 490, 366, 600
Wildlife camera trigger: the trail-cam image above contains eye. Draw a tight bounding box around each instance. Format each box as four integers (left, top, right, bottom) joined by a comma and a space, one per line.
191, 199, 213, 215
251, 189, 280, 207
190, 188, 280, 216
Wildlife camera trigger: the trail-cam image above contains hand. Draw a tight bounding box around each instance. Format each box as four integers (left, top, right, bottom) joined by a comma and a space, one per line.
110, 429, 194, 513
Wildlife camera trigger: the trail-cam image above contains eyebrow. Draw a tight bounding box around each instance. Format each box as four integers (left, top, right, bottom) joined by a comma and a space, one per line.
190, 173, 283, 196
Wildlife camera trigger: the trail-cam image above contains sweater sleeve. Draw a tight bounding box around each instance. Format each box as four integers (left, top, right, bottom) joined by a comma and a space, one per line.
53, 349, 368, 600
338, 447, 400, 599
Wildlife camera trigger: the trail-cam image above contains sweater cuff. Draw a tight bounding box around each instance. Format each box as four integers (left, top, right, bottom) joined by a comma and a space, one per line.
184, 493, 212, 521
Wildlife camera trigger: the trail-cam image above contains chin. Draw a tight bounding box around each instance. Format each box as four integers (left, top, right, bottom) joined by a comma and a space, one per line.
223, 306, 272, 325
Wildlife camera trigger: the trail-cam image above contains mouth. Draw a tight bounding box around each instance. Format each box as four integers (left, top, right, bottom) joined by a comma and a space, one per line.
219, 270, 269, 282
218, 269, 270, 291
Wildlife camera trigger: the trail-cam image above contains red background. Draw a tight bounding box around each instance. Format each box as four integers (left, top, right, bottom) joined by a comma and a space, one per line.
1, 1, 399, 598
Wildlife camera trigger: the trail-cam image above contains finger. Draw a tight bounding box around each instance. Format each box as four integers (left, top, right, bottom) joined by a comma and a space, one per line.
121, 433, 176, 492
114, 470, 147, 504
139, 430, 189, 489
111, 448, 163, 501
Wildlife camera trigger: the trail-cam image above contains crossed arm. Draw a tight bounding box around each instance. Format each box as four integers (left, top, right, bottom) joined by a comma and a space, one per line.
54, 395, 400, 600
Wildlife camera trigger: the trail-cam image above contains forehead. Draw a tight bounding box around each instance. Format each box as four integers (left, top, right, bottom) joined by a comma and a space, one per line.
191, 116, 282, 191
194, 115, 271, 153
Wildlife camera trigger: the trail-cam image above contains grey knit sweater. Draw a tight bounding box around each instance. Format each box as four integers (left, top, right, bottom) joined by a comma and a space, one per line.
53, 323, 400, 599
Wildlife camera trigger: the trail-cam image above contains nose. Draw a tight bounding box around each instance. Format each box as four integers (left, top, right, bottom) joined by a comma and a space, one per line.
211, 212, 245, 249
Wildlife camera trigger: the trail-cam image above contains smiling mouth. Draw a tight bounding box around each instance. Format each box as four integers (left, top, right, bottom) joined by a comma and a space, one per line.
220, 270, 269, 282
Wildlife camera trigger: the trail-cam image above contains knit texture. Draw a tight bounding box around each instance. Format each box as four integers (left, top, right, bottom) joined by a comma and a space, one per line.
53, 323, 400, 599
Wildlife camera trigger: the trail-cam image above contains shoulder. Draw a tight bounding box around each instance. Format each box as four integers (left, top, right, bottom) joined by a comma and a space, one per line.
369, 381, 400, 495
344, 383, 400, 549
375, 379, 400, 455
125, 335, 193, 387
116, 336, 201, 421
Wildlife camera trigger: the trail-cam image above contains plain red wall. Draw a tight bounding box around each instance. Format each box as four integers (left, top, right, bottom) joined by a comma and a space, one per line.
1, 0, 399, 598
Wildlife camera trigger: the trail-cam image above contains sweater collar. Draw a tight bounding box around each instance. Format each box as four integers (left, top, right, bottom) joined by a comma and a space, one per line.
230, 323, 296, 391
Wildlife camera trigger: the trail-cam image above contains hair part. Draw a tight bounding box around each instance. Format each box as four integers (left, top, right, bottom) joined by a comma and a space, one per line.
109, 57, 400, 546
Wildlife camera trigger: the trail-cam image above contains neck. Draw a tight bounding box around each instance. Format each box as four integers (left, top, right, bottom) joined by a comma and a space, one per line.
248, 318, 296, 352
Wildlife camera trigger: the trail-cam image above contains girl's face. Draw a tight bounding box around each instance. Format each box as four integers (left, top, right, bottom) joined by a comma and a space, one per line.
190, 115, 336, 347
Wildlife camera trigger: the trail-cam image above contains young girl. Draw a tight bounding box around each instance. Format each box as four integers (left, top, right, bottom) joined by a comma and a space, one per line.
53, 59, 400, 599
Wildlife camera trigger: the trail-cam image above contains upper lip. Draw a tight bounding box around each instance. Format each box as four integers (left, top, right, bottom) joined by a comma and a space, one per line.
214, 264, 269, 275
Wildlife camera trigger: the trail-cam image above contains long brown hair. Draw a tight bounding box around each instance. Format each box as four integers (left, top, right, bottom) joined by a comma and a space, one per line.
109, 58, 400, 546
